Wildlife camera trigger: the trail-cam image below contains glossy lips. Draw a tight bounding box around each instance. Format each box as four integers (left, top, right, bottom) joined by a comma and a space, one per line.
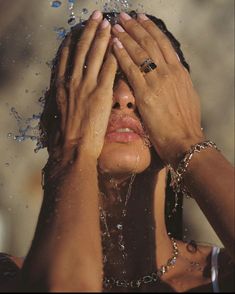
105, 115, 145, 143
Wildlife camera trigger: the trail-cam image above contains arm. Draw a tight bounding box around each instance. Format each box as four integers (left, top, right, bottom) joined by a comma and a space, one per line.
182, 146, 234, 260
110, 13, 234, 260
22, 152, 102, 292
19, 11, 117, 291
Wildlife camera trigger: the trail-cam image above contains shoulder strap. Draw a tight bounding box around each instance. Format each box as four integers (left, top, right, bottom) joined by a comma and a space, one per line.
211, 247, 220, 293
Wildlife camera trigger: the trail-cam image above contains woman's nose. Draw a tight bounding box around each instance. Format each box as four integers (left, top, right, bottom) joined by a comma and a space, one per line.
112, 79, 136, 112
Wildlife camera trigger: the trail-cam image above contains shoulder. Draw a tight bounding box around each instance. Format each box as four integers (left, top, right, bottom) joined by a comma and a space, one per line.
0, 252, 24, 291
217, 248, 235, 292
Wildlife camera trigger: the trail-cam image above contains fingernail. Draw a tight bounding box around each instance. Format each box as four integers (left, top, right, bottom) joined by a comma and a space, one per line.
114, 24, 125, 33
120, 12, 131, 21
113, 37, 123, 49
91, 10, 102, 20
100, 18, 110, 29
138, 13, 149, 21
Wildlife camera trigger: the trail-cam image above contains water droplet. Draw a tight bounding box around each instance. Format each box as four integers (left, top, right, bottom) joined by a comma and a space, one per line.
68, 15, 76, 26
119, 244, 125, 251
7, 133, 12, 138
117, 224, 123, 230
51, 1, 62, 8
82, 8, 89, 14
54, 27, 68, 40
5, 163, 10, 167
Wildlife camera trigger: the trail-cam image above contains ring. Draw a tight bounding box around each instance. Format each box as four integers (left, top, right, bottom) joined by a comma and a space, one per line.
139, 58, 157, 74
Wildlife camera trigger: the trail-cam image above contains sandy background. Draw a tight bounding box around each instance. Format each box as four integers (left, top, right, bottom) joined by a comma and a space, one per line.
0, 0, 234, 257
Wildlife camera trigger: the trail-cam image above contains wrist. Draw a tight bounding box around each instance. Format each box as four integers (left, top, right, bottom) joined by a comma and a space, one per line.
168, 135, 206, 169
168, 139, 220, 200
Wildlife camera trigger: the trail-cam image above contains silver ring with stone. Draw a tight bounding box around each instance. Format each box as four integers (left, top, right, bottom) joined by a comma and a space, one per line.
139, 58, 157, 74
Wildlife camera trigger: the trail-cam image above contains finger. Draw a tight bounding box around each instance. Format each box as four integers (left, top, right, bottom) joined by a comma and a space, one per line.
112, 29, 158, 86
137, 14, 179, 65
116, 12, 167, 69
112, 37, 147, 98
55, 35, 71, 133
71, 10, 103, 86
98, 52, 118, 91
84, 18, 111, 89
112, 24, 151, 66
56, 86, 67, 133
56, 34, 71, 82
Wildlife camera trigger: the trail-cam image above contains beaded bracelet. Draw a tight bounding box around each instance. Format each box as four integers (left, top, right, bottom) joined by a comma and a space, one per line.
168, 140, 220, 210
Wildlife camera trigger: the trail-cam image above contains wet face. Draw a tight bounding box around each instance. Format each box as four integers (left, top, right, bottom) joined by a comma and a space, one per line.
98, 79, 152, 177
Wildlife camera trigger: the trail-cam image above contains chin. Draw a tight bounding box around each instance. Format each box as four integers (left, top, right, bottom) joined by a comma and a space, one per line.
98, 140, 151, 177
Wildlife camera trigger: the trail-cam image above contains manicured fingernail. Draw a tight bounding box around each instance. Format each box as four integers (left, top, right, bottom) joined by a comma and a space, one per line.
113, 37, 123, 49
114, 24, 125, 33
120, 12, 131, 21
138, 13, 149, 21
100, 18, 110, 29
91, 10, 102, 20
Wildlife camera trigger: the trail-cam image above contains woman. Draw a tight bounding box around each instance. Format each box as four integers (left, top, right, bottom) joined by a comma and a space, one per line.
0, 10, 234, 292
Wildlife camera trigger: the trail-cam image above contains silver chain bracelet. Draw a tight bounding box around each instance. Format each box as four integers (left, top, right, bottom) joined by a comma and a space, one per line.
169, 140, 220, 201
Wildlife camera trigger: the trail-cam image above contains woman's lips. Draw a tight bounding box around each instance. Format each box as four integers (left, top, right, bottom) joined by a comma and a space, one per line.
105, 115, 145, 143
106, 130, 141, 143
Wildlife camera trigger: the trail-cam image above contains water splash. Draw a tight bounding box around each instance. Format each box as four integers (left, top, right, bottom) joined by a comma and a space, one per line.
8, 107, 43, 152
54, 26, 69, 40
102, 0, 132, 12
50, 1, 62, 8
50, 0, 62, 8
49, 0, 146, 39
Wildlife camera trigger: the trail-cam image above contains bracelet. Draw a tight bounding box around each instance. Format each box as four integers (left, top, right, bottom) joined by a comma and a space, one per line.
168, 140, 220, 209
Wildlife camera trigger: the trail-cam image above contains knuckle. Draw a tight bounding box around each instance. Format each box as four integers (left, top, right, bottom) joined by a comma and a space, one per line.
96, 28, 110, 40
140, 35, 152, 48
144, 21, 154, 31
134, 46, 145, 58
159, 33, 170, 45
81, 79, 95, 94
61, 46, 69, 57
65, 81, 71, 90
87, 19, 99, 29
56, 89, 65, 102
127, 64, 138, 76
69, 77, 80, 89
128, 21, 139, 32
56, 78, 65, 88
76, 39, 89, 51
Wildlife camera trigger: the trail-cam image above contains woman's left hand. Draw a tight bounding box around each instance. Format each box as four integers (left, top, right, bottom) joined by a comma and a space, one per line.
112, 13, 205, 167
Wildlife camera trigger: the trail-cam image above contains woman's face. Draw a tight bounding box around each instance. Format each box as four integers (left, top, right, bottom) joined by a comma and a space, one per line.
98, 79, 152, 177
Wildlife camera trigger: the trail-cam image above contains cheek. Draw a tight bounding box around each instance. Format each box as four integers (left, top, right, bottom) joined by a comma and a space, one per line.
98, 141, 151, 175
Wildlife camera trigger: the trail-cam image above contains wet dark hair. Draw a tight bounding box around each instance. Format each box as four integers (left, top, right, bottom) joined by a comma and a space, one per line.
40, 12, 187, 291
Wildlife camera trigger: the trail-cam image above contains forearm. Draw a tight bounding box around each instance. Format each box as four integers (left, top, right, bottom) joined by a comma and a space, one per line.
21, 151, 103, 291
182, 147, 234, 260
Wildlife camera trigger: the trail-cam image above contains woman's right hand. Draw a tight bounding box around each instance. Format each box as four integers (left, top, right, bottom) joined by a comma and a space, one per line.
49, 11, 117, 166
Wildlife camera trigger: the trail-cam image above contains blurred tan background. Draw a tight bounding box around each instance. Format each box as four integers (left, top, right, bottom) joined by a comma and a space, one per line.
0, 0, 234, 257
